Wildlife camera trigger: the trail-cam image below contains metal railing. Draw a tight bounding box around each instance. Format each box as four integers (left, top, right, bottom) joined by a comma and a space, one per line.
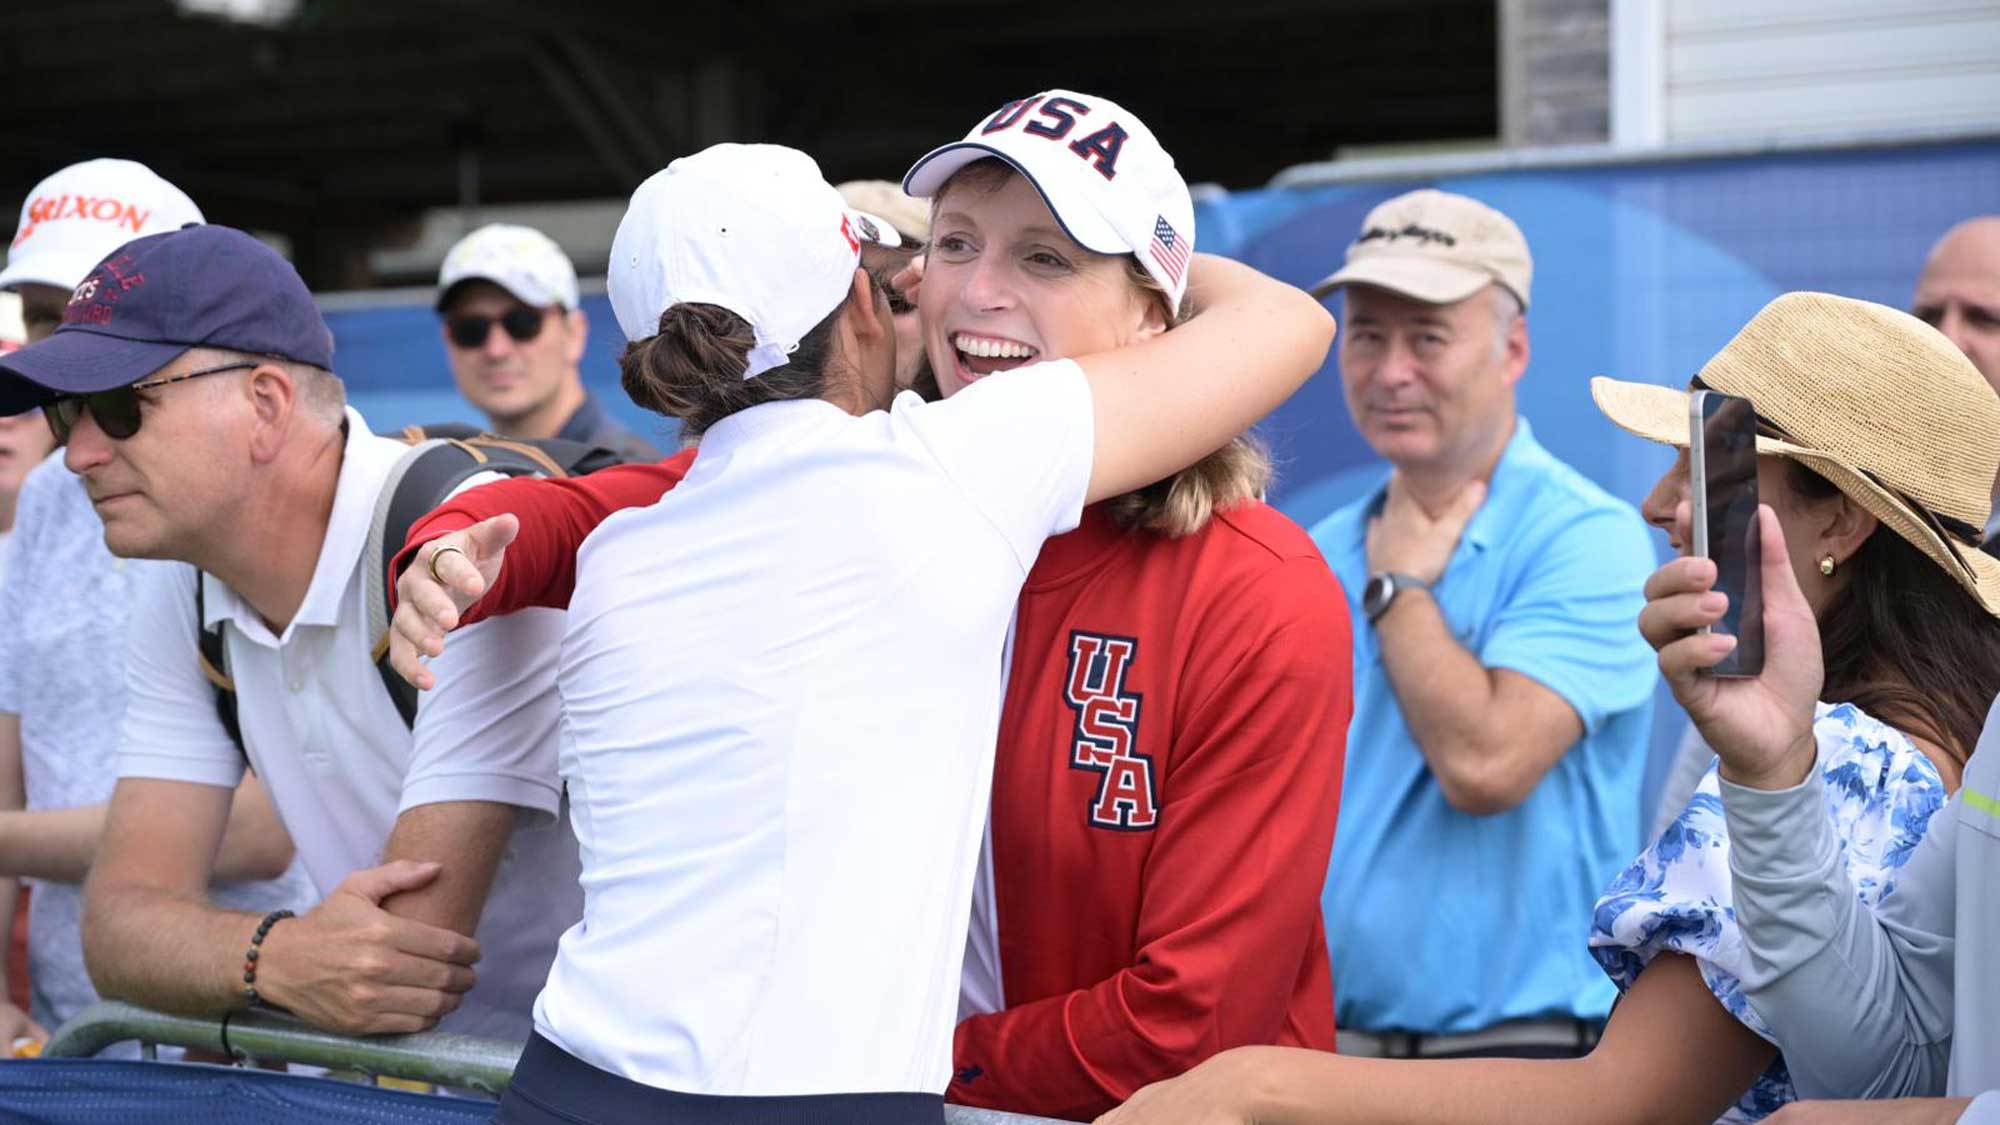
44, 1000, 1078, 1123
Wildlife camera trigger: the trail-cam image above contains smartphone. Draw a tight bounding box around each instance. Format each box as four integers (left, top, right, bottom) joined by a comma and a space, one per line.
1689, 390, 1763, 677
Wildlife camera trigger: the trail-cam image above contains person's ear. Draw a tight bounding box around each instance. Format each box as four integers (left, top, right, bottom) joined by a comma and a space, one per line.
1132, 291, 1170, 343
844, 268, 889, 344
564, 307, 588, 364
244, 363, 297, 464
1818, 489, 1879, 570
1501, 312, 1530, 388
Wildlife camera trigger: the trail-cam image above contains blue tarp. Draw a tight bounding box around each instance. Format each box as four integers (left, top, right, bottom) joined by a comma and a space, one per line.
322, 138, 2000, 822
0, 1060, 493, 1123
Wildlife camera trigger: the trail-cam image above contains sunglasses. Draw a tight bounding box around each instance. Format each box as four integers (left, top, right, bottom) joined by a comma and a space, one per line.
445, 307, 546, 349
46, 360, 258, 444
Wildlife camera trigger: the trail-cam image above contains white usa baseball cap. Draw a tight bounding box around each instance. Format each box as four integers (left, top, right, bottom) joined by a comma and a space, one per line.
2, 158, 203, 292
609, 143, 899, 379
902, 89, 1195, 307
437, 223, 581, 311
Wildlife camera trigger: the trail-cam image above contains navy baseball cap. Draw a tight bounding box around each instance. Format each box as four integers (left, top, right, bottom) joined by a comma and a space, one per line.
0, 224, 334, 415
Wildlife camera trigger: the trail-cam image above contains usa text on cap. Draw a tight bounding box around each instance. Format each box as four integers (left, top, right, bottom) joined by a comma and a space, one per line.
902, 89, 1196, 307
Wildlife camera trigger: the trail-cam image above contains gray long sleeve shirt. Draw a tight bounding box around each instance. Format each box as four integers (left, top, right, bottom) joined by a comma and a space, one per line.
1720, 703, 2000, 1122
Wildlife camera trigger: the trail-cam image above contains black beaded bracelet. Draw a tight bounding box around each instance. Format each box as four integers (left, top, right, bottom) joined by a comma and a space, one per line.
241, 909, 294, 1005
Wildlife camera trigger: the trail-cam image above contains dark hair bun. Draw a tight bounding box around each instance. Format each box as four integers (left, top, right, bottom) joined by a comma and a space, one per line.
619, 303, 755, 418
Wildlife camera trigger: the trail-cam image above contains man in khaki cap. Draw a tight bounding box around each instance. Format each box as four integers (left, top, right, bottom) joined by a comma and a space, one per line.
1306, 189, 1657, 1058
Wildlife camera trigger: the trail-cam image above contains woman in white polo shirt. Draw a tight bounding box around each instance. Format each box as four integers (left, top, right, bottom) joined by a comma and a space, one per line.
479, 143, 1331, 1124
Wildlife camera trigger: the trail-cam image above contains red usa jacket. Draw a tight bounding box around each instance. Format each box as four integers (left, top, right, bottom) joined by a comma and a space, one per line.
393, 457, 1350, 1121
952, 503, 1348, 1120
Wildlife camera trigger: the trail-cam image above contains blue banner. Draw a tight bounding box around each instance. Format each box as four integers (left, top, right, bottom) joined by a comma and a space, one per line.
324, 138, 2000, 816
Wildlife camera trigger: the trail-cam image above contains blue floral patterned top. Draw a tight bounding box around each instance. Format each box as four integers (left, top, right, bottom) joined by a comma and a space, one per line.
1589, 702, 1945, 1123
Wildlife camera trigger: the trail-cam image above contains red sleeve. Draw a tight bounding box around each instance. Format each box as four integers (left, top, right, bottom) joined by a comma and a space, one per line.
949, 557, 1352, 1120
388, 449, 695, 625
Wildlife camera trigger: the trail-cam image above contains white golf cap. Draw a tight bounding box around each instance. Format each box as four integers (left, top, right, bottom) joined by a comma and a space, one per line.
609, 143, 898, 379
2, 158, 203, 292
0, 292, 23, 353
902, 89, 1195, 307
437, 223, 581, 311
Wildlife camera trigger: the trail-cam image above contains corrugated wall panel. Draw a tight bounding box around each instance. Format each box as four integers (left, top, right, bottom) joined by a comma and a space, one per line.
1659, 0, 2000, 142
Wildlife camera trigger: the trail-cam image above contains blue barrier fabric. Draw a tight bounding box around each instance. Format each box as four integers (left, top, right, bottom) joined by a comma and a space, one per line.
320, 139, 2000, 866
0, 1059, 494, 1123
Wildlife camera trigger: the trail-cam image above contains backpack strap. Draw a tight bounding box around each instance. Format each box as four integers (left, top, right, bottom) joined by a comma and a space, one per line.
362, 427, 626, 729
193, 574, 248, 761
189, 421, 627, 745
363, 438, 501, 729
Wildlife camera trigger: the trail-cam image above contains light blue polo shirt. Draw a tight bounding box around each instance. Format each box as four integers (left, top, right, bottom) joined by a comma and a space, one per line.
1311, 419, 1657, 1034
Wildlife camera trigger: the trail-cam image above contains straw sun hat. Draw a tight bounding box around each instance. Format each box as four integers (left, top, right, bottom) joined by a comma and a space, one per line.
1591, 291, 2000, 617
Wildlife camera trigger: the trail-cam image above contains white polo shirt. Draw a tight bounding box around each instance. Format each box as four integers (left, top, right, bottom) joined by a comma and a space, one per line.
534, 360, 1095, 1097
118, 408, 581, 1044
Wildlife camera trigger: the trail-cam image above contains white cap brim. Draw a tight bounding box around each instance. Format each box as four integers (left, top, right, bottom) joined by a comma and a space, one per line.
435, 271, 576, 312
846, 209, 903, 249
0, 249, 100, 293
902, 142, 1126, 255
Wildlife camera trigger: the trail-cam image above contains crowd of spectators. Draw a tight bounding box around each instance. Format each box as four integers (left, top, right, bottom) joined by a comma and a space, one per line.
0, 85, 1995, 1124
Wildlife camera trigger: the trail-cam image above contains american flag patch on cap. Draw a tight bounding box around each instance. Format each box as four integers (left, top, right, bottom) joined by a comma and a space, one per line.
1148, 216, 1189, 287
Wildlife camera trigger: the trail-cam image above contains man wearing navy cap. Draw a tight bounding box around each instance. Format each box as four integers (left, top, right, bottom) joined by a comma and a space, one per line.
0, 225, 582, 1044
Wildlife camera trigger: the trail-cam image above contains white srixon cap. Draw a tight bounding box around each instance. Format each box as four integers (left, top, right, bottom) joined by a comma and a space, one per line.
902, 89, 1195, 306
437, 222, 581, 311
609, 143, 898, 379
2, 158, 204, 292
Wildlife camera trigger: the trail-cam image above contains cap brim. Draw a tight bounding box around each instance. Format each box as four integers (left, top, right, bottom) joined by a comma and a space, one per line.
0, 330, 187, 415
847, 209, 903, 249
1309, 256, 1493, 303
0, 249, 97, 294
1589, 375, 2000, 618
901, 142, 1126, 255
435, 275, 566, 313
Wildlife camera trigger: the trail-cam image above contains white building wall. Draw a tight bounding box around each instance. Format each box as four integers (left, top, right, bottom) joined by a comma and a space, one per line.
1614, 0, 2000, 147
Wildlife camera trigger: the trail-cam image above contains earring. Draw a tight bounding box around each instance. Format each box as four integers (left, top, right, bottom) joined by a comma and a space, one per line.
1819, 554, 1837, 577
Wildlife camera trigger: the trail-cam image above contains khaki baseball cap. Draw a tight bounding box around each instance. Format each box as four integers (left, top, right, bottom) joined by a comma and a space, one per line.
1310, 189, 1533, 309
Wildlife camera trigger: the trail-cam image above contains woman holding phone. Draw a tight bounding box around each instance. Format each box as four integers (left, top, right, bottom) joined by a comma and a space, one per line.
395, 93, 1352, 1122
1097, 292, 2000, 1125
450, 140, 1331, 1124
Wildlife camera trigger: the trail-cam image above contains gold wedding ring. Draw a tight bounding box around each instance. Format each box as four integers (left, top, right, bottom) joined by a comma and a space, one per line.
427, 544, 469, 585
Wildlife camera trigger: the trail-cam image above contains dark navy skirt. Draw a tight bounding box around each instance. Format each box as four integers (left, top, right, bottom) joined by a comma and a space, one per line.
494, 1033, 945, 1125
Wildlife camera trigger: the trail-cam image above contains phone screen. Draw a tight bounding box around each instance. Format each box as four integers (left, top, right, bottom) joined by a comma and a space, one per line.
1693, 392, 1763, 677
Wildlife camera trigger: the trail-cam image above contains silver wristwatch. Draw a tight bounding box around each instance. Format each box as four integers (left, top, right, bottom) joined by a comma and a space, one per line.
1362, 572, 1430, 624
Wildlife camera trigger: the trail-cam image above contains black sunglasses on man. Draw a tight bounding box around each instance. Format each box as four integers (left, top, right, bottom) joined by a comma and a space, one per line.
444, 307, 547, 349
44, 359, 257, 444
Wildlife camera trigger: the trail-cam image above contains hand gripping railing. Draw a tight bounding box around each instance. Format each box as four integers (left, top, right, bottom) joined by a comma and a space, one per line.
44, 1000, 1080, 1123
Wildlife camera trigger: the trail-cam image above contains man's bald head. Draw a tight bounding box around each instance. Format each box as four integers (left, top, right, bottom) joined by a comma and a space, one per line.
1915, 216, 2000, 394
